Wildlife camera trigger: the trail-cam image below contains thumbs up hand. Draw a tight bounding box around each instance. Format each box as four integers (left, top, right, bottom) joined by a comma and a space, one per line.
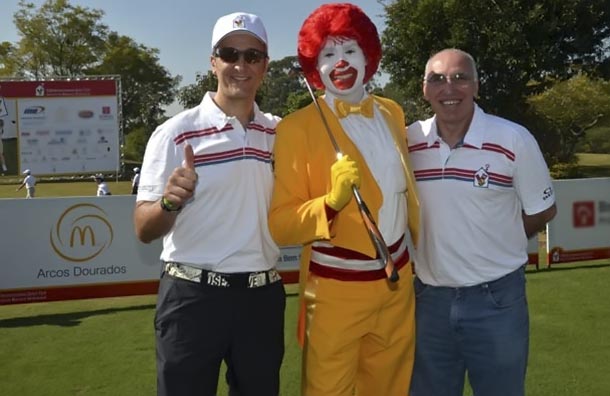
182, 142, 195, 170
162, 144, 199, 211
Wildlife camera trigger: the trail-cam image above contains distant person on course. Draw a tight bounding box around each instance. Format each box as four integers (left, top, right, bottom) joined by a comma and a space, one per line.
94, 174, 112, 196
16, 169, 36, 198
131, 167, 140, 195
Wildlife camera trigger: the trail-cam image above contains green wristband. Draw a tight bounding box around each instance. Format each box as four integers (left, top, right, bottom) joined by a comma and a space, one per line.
160, 197, 182, 212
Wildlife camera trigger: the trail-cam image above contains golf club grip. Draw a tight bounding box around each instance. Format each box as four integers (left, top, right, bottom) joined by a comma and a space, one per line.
351, 186, 399, 282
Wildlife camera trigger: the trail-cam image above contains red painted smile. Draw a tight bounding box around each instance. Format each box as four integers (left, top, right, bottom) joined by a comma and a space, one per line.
330, 67, 358, 90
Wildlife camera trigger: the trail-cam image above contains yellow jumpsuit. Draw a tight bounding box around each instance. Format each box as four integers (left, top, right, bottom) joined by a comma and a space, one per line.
269, 95, 420, 396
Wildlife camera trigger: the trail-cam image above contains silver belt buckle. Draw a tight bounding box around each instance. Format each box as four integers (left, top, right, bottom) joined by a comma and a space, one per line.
268, 269, 281, 283
207, 271, 230, 287
248, 272, 267, 288
166, 262, 202, 283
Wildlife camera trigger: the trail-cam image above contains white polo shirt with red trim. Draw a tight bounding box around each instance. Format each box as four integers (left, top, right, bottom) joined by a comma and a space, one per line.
137, 92, 280, 273
407, 104, 555, 287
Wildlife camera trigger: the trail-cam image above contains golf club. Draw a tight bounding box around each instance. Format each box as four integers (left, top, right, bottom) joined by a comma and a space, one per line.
294, 66, 399, 282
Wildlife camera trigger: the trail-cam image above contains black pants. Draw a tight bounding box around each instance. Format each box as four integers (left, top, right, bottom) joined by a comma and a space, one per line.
155, 272, 286, 396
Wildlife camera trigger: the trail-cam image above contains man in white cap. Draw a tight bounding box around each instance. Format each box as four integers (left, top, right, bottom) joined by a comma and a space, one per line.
16, 169, 36, 198
94, 174, 111, 196
131, 167, 140, 195
134, 11, 284, 396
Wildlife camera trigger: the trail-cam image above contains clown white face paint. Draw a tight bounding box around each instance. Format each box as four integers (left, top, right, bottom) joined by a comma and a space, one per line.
317, 37, 367, 103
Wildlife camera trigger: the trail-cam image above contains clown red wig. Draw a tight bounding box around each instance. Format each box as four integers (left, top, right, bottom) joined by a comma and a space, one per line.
298, 3, 381, 89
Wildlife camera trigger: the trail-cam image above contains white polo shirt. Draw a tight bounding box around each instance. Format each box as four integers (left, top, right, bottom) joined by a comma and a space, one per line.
407, 104, 555, 287
97, 182, 110, 196
137, 92, 280, 273
23, 175, 36, 188
132, 173, 140, 188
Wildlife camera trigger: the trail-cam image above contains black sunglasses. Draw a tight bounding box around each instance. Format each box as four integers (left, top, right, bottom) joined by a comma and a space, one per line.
214, 47, 268, 64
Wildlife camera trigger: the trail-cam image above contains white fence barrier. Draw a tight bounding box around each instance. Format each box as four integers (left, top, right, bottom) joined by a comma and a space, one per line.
0, 195, 301, 305
1, 176, 608, 305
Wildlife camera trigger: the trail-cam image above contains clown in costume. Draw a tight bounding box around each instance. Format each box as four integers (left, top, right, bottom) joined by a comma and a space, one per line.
269, 3, 420, 395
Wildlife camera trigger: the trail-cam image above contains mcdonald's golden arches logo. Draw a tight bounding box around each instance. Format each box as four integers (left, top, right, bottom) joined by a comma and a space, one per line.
50, 203, 114, 262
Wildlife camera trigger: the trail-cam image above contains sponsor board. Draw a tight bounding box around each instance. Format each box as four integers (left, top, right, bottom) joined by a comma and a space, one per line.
0, 196, 301, 305
0, 79, 120, 175
547, 178, 610, 266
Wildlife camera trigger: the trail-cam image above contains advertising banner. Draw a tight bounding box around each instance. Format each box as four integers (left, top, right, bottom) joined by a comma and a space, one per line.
547, 178, 610, 265
0, 196, 301, 305
0, 78, 120, 176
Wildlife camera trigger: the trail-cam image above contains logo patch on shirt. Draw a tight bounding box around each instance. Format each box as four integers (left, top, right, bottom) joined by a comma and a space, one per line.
473, 165, 490, 188
543, 186, 553, 200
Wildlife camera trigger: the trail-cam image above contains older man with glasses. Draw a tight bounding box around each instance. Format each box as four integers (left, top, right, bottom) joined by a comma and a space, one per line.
407, 48, 557, 396
134, 12, 285, 396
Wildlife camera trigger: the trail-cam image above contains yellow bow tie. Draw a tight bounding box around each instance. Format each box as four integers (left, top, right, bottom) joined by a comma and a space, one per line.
334, 97, 374, 119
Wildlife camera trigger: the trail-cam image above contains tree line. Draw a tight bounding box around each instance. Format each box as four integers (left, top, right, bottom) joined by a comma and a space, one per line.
2, 0, 609, 177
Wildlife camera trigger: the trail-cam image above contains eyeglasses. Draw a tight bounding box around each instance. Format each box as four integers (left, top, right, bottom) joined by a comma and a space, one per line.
214, 47, 268, 64
424, 72, 474, 86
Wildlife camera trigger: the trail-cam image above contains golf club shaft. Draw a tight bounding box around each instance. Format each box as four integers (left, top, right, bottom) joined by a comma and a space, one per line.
299, 71, 398, 282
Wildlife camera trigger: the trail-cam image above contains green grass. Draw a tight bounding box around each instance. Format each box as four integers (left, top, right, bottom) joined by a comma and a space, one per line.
576, 153, 610, 178
0, 179, 132, 199
0, 291, 302, 396
1, 264, 609, 395
524, 262, 610, 396
577, 153, 610, 167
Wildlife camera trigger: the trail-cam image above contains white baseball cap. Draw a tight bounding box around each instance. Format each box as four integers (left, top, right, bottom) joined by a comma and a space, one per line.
211, 12, 268, 51
23, 169, 31, 175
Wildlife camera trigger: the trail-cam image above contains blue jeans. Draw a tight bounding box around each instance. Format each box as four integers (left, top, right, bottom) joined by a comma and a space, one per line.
410, 267, 529, 396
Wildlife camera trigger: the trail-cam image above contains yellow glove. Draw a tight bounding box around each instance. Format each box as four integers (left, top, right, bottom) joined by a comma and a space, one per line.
325, 155, 361, 211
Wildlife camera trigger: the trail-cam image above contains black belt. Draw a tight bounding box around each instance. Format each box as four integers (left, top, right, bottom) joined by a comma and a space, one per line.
163, 262, 281, 289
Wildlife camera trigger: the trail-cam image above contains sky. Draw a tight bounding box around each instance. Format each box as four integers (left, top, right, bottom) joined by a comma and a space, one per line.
1, 0, 389, 114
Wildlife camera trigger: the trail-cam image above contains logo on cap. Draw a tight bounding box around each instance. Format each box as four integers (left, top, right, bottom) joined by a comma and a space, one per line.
233, 16, 246, 29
